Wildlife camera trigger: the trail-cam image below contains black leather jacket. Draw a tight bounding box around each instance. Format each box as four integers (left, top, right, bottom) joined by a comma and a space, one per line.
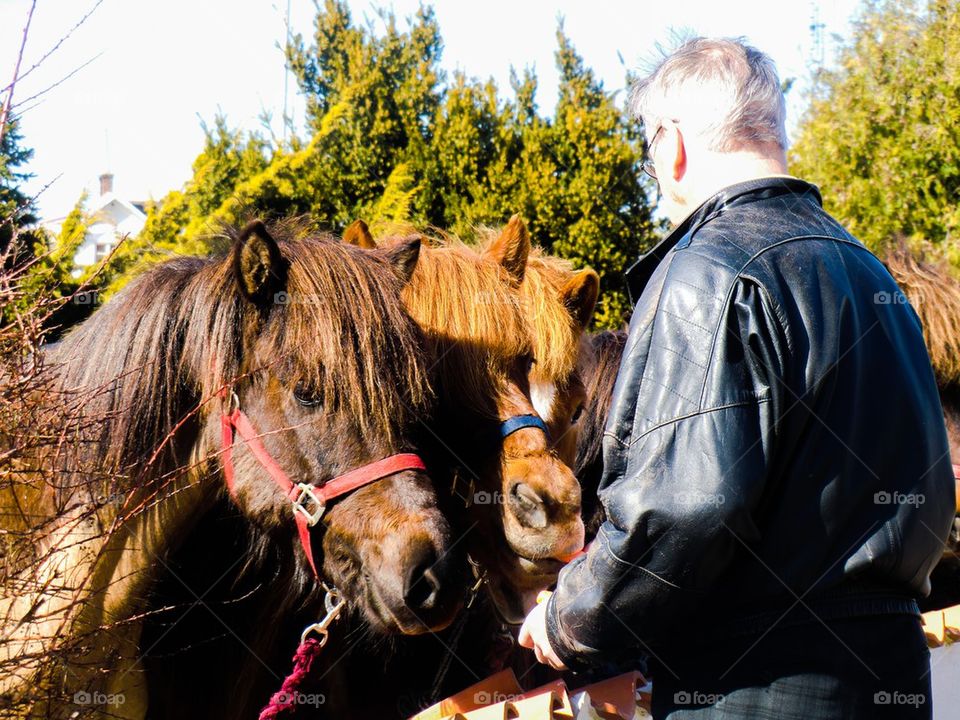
546, 177, 955, 672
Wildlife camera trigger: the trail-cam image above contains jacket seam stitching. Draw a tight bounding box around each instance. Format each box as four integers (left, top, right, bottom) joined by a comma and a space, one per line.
637, 375, 701, 408
696, 233, 858, 408
653, 342, 709, 371
597, 525, 685, 588
659, 307, 713, 334
623, 250, 683, 478
613, 397, 770, 448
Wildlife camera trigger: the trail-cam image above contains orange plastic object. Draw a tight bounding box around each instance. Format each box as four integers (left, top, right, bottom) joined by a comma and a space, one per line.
923, 609, 946, 647
410, 669, 523, 720
513, 679, 574, 718
944, 604, 960, 641
576, 671, 647, 720
410, 664, 648, 720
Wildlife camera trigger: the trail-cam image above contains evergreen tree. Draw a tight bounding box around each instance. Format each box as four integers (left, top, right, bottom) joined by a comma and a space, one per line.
0, 116, 37, 262
116, 1, 659, 327
790, 0, 960, 267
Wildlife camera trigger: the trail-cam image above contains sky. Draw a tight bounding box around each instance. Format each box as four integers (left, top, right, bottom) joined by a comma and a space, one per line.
0, 0, 863, 222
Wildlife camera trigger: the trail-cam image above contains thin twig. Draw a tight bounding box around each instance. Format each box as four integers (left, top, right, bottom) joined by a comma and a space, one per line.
0, 0, 106, 95
12, 53, 103, 109
0, 0, 37, 147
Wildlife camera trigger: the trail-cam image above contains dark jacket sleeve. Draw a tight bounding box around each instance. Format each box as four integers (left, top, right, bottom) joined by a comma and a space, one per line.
545, 275, 788, 671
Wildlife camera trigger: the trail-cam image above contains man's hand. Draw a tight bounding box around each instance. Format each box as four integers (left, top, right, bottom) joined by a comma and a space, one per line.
518, 600, 568, 671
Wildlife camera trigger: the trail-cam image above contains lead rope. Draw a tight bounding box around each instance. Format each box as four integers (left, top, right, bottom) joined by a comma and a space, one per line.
258, 585, 345, 720
426, 556, 487, 705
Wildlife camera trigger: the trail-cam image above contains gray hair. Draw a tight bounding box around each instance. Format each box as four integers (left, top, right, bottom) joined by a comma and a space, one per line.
629, 37, 787, 152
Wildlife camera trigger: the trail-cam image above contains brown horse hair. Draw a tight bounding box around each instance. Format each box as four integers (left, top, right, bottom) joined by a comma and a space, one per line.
48, 219, 432, 495
883, 240, 960, 391
574, 330, 627, 539
475, 227, 590, 385
376, 231, 532, 418
370, 221, 595, 407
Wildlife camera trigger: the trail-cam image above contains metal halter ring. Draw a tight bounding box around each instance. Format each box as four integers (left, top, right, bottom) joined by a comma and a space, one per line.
300, 585, 345, 646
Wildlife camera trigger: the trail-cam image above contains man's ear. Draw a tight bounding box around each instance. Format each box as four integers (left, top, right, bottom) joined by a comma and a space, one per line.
562, 269, 600, 330
344, 219, 377, 248
233, 220, 286, 305
484, 214, 530, 282
670, 124, 687, 182
381, 237, 421, 284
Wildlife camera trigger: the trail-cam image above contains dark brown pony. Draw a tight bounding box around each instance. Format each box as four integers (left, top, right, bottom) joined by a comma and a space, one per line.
574, 329, 628, 542
113, 218, 589, 720
0, 221, 462, 718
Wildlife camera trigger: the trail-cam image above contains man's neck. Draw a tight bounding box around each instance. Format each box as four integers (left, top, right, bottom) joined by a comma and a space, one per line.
672, 152, 790, 226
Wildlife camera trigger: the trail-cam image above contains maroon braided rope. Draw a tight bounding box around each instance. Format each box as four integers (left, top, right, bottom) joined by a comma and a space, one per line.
258, 637, 324, 719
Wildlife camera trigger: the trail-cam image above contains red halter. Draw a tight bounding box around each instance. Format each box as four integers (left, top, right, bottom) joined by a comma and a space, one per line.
219, 393, 427, 577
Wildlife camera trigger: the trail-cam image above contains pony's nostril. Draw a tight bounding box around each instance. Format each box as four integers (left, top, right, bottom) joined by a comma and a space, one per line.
403, 547, 441, 611
509, 481, 548, 529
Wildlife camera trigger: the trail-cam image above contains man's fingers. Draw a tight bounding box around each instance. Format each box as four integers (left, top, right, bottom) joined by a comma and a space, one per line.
517, 621, 533, 648
533, 644, 546, 665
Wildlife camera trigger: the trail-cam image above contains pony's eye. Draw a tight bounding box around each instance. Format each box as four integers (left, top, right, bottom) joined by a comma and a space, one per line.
294, 383, 322, 408
571, 404, 584, 424
523, 355, 536, 375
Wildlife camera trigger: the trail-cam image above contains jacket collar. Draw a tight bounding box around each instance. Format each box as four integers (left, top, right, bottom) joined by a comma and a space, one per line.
625, 176, 822, 303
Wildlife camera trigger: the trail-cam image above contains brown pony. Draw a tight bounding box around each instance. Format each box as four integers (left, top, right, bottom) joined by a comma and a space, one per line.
119, 218, 591, 720
0, 221, 462, 718
346, 217, 593, 623
479, 218, 600, 467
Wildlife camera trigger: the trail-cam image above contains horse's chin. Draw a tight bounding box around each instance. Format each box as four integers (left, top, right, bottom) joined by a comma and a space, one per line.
481, 552, 565, 625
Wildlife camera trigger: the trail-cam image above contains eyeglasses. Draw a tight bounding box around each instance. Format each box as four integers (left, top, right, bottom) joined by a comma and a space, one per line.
642, 124, 666, 180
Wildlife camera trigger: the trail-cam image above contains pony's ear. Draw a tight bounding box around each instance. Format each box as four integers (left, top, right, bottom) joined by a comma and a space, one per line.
562, 269, 600, 329
382, 237, 421, 284
344, 219, 377, 248
485, 214, 530, 282
233, 220, 286, 305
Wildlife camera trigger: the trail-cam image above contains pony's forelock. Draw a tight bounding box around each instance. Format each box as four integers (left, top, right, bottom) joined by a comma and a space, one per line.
50, 222, 432, 491
379, 232, 532, 417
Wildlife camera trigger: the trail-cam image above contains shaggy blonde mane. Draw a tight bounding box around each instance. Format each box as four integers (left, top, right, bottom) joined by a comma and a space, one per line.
378, 232, 532, 417
475, 228, 583, 385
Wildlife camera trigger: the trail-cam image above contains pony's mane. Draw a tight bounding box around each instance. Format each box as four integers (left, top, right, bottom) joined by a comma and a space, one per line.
575, 330, 627, 540
49, 223, 431, 491
575, 330, 627, 480
378, 232, 531, 417
883, 242, 960, 390
475, 228, 582, 384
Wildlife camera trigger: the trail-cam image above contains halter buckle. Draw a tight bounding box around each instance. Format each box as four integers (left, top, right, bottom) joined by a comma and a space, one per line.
291, 482, 325, 527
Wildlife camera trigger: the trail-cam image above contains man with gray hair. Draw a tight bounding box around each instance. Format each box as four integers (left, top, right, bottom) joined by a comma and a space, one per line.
520, 37, 953, 719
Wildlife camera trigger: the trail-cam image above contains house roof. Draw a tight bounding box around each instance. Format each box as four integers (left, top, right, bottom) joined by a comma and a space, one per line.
88, 192, 147, 223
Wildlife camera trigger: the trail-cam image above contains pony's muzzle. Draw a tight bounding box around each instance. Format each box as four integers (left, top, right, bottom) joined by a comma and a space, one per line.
501, 458, 584, 560
402, 545, 444, 612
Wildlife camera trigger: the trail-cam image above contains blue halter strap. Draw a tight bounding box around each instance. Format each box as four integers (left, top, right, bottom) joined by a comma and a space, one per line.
499, 414, 551, 441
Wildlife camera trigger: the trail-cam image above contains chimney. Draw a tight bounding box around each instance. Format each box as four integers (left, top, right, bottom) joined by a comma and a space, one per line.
99, 172, 114, 196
